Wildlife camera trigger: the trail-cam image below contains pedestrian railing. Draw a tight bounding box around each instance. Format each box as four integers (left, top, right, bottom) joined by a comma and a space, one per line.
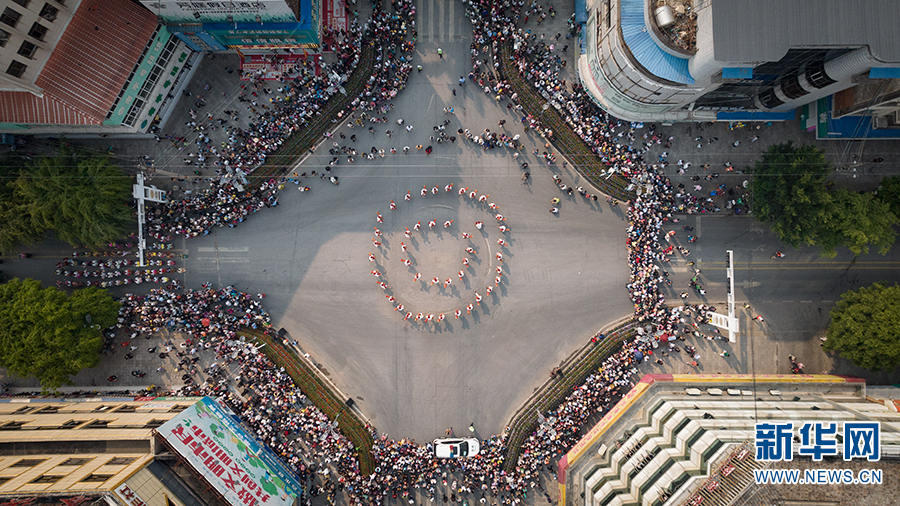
247, 42, 378, 185
502, 319, 637, 473
497, 42, 635, 201
240, 327, 376, 475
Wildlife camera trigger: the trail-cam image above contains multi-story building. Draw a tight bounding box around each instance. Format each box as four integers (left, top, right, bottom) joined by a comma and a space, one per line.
141, 0, 320, 54
559, 374, 900, 506
0, 396, 201, 503
0, 0, 77, 96
0, 395, 300, 506
0, 0, 194, 134
577, 0, 900, 123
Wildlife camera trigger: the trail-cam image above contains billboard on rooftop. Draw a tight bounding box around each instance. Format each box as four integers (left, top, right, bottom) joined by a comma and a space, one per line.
157, 397, 301, 506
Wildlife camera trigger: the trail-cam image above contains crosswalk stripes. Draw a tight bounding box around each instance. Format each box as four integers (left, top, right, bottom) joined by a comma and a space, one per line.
418, 0, 468, 42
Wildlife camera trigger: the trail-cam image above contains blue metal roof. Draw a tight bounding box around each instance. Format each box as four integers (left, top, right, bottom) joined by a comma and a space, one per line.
620, 0, 694, 85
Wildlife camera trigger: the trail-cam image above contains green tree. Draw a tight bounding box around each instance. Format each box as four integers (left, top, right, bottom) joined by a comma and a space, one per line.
751, 142, 898, 257
0, 154, 45, 253
825, 189, 898, 257
876, 174, 900, 217
0, 278, 120, 390
751, 142, 834, 249
824, 282, 900, 372
14, 151, 133, 250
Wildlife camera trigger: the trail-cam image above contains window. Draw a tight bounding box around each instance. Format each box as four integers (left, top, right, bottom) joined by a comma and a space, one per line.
30, 475, 63, 484
12, 0, 30, 8
105, 456, 137, 466
6, 60, 27, 78
806, 61, 836, 89
54, 0, 65, 4
35, 406, 60, 414
0, 421, 26, 430
60, 457, 93, 466
114, 405, 136, 413
0, 29, 8, 47
85, 420, 110, 428
11, 458, 47, 468
144, 419, 167, 429
18, 40, 37, 59
28, 22, 48, 40
39, 3, 58, 22
781, 73, 808, 99
1, 7, 22, 28
758, 88, 784, 109
80, 474, 113, 483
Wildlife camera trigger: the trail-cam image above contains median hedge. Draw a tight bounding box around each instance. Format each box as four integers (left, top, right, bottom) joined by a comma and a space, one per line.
248, 42, 377, 185
241, 327, 376, 475
497, 42, 634, 200
502, 320, 636, 472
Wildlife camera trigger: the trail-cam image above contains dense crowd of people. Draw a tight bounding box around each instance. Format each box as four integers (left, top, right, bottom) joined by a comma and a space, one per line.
148, 0, 417, 238
111, 284, 656, 506
77, 1, 748, 505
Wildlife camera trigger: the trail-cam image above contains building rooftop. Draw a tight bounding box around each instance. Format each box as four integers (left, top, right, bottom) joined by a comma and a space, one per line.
652, 0, 697, 53
711, 0, 900, 63
559, 374, 900, 506
0, 0, 158, 126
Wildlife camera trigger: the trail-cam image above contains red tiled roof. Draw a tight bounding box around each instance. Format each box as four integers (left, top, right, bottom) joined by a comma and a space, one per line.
0, 0, 158, 125
0, 91, 100, 125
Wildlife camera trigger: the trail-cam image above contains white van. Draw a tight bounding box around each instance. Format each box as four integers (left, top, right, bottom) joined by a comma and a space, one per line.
433, 438, 480, 458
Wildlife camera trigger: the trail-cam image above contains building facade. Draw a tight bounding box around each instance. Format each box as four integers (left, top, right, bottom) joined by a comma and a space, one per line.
0, 0, 195, 134
0, 397, 201, 502
560, 374, 900, 506
577, 0, 900, 123
141, 0, 320, 54
0, 0, 79, 96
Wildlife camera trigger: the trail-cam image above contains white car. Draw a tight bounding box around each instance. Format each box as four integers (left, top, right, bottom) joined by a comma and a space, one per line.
433, 438, 480, 458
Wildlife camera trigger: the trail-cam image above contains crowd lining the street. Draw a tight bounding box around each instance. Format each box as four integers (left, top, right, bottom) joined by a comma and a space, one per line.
147, 0, 417, 238
61, 1, 748, 504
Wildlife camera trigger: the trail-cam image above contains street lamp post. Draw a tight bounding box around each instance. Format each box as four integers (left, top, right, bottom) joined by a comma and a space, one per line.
132, 174, 168, 268
706, 250, 738, 343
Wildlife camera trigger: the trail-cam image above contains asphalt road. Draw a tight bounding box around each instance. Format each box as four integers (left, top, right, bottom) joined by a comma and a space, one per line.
178, 11, 632, 440
658, 212, 900, 382
4, 0, 900, 443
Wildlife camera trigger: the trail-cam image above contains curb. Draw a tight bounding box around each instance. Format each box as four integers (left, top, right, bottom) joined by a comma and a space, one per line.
505, 313, 634, 428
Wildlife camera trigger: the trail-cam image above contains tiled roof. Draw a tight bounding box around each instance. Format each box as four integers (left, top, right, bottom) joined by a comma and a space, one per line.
0, 0, 158, 125
0, 91, 100, 125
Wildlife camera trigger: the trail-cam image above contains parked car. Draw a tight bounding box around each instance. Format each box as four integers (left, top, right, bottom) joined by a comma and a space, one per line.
433, 438, 480, 458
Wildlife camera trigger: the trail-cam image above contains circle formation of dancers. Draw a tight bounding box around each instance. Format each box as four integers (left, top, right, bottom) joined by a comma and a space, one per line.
368, 183, 512, 324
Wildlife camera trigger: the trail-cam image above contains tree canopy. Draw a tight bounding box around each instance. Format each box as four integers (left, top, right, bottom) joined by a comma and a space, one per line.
751, 142, 898, 257
0, 154, 43, 253
0, 278, 120, 390
0, 149, 133, 253
824, 282, 900, 372
876, 174, 900, 218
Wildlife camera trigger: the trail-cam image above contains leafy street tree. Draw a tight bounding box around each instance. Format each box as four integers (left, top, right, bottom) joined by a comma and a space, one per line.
751, 142, 834, 249
751, 142, 898, 257
0, 155, 43, 253
876, 174, 900, 217
826, 188, 897, 257
14, 152, 134, 250
0, 278, 120, 390
824, 282, 900, 372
